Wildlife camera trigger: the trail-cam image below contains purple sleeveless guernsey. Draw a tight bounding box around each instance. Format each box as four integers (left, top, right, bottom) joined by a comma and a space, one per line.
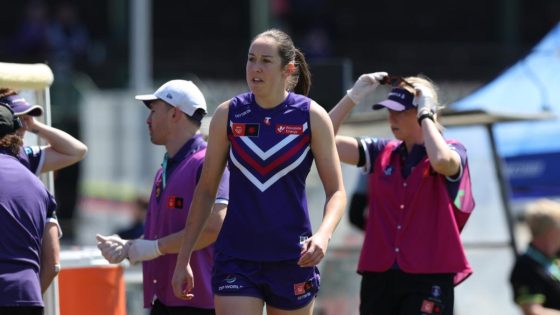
217, 92, 313, 261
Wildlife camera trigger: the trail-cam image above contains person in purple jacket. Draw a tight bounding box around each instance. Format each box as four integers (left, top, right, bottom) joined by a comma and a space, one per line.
329, 72, 475, 315
0, 103, 57, 315
172, 29, 346, 315
96, 80, 229, 315
0, 87, 88, 293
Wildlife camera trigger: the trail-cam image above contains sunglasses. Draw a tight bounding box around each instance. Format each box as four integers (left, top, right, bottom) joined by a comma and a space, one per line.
379, 75, 415, 89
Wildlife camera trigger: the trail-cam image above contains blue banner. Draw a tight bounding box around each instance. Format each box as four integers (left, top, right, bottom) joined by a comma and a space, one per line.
505, 152, 560, 199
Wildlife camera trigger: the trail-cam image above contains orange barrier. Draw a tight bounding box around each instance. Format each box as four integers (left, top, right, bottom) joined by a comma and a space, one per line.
58, 265, 126, 315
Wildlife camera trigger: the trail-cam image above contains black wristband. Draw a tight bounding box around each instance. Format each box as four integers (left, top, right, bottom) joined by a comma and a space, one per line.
356, 137, 366, 167
417, 112, 434, 125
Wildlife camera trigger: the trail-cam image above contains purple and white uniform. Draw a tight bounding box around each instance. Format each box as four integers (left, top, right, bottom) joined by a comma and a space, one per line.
218, 92, 314, 261
17, 146, 45, 176
17, 146, 60, 235
212, 92, 319, 310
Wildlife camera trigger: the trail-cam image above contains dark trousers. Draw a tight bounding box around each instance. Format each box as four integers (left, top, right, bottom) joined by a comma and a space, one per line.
0, 306, 43, 315
150, 299, 215, 315
359, 270, 454, 315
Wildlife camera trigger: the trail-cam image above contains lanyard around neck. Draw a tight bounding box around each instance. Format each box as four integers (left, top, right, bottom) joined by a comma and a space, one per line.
161, 153, 169, 189
526, 246, 560, 281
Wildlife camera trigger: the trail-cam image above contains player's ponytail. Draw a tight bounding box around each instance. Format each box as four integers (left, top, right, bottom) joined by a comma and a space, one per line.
293, 48, 311, 96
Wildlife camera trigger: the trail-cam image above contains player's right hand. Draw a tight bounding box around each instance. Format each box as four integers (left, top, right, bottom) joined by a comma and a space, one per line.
172, 262, 195, 300
347, 72, 388, 104
96, 234, 130, 264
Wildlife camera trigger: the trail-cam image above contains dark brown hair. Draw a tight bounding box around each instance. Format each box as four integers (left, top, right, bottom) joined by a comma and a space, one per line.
253, 29, 312, 96
0, 88, 17, 99
0, 133, 23, 155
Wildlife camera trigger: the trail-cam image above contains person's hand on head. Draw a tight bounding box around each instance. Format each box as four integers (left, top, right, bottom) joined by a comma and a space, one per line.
347, 72, 388, 104
414, 86, 437, 118
127, 239, 162, 264
19, 115, 35, 131
96, 234, 131, 264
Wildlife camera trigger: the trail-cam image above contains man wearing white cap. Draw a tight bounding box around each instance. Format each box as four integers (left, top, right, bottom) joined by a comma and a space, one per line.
0, 88, 88, 294
96, 80, 229, 315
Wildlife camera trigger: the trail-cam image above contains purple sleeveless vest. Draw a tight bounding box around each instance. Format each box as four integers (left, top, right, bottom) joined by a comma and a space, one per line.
361, 140, 475, 285
143, 148, 214, 308
217, 92, 314, 261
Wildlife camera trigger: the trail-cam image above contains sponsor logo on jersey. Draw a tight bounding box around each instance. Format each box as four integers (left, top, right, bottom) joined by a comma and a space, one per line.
275, 124, 304, 135
234, 109, 251, 118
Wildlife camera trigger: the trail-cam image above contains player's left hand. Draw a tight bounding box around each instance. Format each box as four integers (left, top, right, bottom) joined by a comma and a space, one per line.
414, 86, 437, 118
297, 233, 329, 267
172, 262, 195, 300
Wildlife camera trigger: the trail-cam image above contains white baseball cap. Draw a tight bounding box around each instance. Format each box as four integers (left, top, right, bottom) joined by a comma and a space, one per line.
135, 80, 207, 121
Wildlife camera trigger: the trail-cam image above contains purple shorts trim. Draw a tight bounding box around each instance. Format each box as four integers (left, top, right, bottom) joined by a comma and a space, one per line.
211, 252, 320, 310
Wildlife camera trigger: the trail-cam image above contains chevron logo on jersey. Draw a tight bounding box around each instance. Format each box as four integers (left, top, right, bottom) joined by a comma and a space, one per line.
229, 120, 310, 192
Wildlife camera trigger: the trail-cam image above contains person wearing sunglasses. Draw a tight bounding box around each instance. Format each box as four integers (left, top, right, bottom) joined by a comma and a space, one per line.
329, 72, 475, 315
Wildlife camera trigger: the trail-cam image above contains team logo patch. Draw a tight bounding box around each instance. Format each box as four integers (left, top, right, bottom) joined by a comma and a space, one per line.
421, 299, 434, 313
275, 124, 304, 135
155, 177, 162, 199
431, 285, 442, 298
232, 123, 260, 137
167, 196, 184, 209
293, 281, 313, 295
384, 165, 393, 176
155, 186, 161, 198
